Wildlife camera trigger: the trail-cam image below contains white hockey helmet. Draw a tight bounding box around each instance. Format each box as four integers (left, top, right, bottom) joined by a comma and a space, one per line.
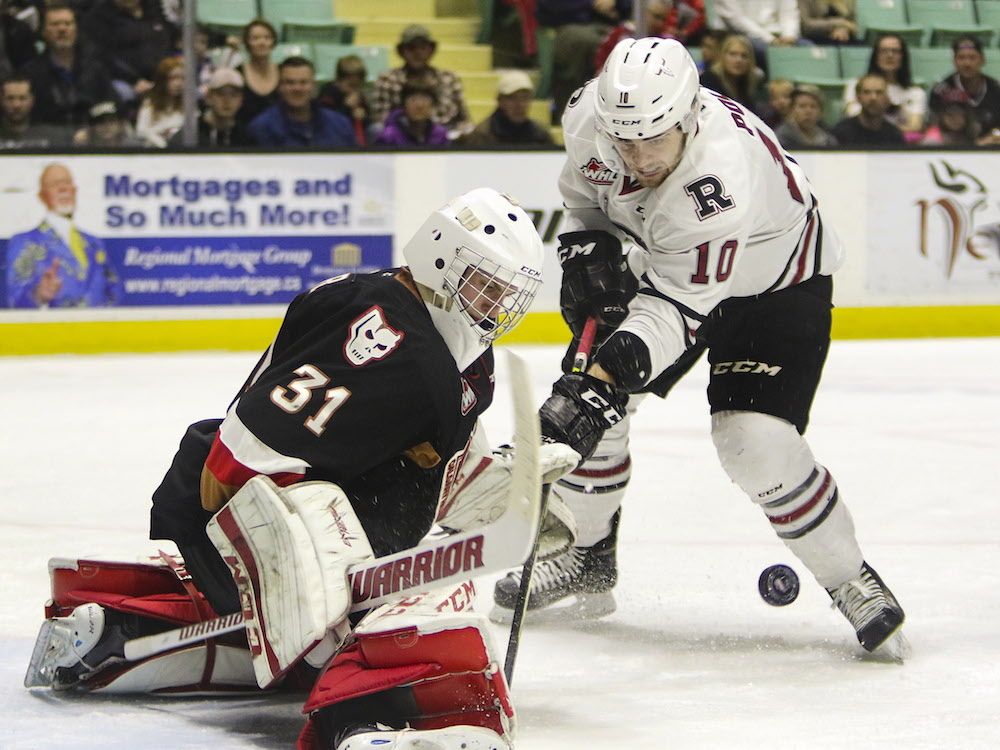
402, 187, 544, 370
594, 37, 701, 174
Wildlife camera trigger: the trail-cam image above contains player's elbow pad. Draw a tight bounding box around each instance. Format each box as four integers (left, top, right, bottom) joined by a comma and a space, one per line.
594, 330, 652, 392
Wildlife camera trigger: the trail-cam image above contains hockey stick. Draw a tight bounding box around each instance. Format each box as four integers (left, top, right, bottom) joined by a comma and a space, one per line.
503, 317, 598, 686
122, 352, 542, 663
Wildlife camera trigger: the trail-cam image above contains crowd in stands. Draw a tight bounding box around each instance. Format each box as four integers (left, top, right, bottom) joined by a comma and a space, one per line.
2, 0, 1000, 151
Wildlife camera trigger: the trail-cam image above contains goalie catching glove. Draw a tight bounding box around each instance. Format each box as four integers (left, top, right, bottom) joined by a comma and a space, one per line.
436, 434, 581, 560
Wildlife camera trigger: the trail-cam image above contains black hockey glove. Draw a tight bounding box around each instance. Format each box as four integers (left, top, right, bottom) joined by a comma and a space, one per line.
557, 230, 634, 344
539, 373, 628, 462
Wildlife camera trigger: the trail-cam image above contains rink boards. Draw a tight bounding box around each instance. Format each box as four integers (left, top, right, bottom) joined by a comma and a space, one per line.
1, 150, 998, 354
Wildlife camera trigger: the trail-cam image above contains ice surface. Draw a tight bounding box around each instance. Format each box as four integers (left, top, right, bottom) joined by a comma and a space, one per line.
2, 339, 999, 749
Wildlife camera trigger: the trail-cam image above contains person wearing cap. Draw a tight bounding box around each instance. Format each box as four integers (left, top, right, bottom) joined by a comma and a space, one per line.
374, 80, 449, 146
459, 69, 554, 146
371, 23, 470, 134
929, 35, 1000, 145
774, 84, 837, 148
169, 67, 256, 147
72, 99, 146, 147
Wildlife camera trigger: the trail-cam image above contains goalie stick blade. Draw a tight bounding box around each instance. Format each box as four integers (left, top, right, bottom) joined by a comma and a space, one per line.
118, 353, 545, 665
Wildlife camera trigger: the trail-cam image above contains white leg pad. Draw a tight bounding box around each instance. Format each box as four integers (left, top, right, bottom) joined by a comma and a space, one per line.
711, 411, 864, 588
206, 476, 374, 688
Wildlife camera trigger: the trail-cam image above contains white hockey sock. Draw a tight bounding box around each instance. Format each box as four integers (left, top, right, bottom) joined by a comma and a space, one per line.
555, 453, 631, 547
763, 466, 864, 589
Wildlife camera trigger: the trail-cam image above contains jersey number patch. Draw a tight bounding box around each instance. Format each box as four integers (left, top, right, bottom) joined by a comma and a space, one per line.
690, 239, 739, 284
270, 364, 352, 437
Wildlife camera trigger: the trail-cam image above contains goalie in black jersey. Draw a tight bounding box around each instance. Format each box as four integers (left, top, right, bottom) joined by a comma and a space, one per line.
25, 188, 581, 750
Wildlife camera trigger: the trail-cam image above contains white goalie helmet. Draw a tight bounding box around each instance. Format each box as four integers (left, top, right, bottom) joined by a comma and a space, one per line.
403, 187, 545, 370
594, 37, 701, 174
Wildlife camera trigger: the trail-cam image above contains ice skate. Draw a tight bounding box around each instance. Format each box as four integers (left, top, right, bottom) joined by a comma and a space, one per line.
827, 562, 907, 657
336, 723, 510, 750
24, 603, 134, 690
491, 511, 619, 624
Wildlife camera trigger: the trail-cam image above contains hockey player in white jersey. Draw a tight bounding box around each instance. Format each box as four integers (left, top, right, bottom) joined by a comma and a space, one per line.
493, 37, 907, 655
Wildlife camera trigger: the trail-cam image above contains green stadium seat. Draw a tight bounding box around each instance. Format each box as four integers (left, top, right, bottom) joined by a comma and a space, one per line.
313, 44, 391, 84
261, 0, 337, 22
272, 42, 316, 64
282, 21, 356, 44
767, 46, 844, 85
973, 1, 1000, 48
906, 0, 996, 47
839, 45, 874, 79
855, 0, 924, 45
985, 58, 1000, 80
909, 45, 955, 86
197, 0, 257, 35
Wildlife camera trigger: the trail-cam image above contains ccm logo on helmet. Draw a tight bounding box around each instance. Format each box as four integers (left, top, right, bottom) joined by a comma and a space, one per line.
612, 119, 641, 126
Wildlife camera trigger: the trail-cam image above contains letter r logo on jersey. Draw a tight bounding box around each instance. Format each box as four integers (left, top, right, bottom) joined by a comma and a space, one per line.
684, 175, 735, 220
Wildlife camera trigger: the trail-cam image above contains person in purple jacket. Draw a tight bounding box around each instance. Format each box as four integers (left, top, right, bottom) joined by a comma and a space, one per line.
248, 56, 356, 147
374, 81, 449, 147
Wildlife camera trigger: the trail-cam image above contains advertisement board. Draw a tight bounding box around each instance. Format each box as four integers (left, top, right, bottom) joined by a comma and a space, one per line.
0, 154, 394, 309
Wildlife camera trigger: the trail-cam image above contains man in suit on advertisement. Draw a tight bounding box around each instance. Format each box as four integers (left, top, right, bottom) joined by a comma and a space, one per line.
6, 162, 121, 308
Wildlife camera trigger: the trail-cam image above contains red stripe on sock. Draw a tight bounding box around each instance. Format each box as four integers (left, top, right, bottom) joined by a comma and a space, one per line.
767, 470, 833, 525
572, 456, 632, 479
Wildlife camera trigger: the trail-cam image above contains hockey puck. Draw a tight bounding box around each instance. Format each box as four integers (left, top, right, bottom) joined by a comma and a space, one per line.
758, 564, 800, 606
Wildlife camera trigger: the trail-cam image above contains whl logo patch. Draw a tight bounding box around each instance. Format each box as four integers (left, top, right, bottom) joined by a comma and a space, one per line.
580, 158, 615, 184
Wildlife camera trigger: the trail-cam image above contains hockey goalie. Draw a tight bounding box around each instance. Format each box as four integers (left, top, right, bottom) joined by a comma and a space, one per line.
23, 189, 580, 750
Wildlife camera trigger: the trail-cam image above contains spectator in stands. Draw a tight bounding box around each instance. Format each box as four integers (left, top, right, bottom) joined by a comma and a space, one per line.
236, 18, 279, 126
713, 0, 804, 74
758, 77, 794, 128
593, 0, 708, 71
135, 56, 183, 147
594, 0, 671, 73
929, 36, 1000, 144
920, 100, 978, 146
374, 80, 449, 147
248, 56, 356, 148
697, 28, 726, 73
460, 69, 553, 146
775, 84, 837, 147
20, 2, 117, 128
317, 54, 372, 146
700, 33, 766, 115
0, 73, 71, 147
82, 0, 176, 106
842, 33, 925, 139
535, 0, 630, 121
72, 99, 145, 146
2, 1, 38, 72
832, 73, 904, 146
372, 24, 470, 135
170, 67, 254, 147
798, 0, 858, 44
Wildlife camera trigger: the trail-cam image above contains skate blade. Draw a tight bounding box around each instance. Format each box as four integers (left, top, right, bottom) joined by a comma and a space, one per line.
872, 629, 911, 663
489, 592, 616, 626
24, 620, 60, 688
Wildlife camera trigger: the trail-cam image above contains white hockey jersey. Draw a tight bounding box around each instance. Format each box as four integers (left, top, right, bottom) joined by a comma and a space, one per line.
559, 81, 845, 384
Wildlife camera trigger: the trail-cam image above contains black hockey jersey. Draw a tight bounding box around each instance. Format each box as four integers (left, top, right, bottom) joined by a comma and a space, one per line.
152, 270, 494, 557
